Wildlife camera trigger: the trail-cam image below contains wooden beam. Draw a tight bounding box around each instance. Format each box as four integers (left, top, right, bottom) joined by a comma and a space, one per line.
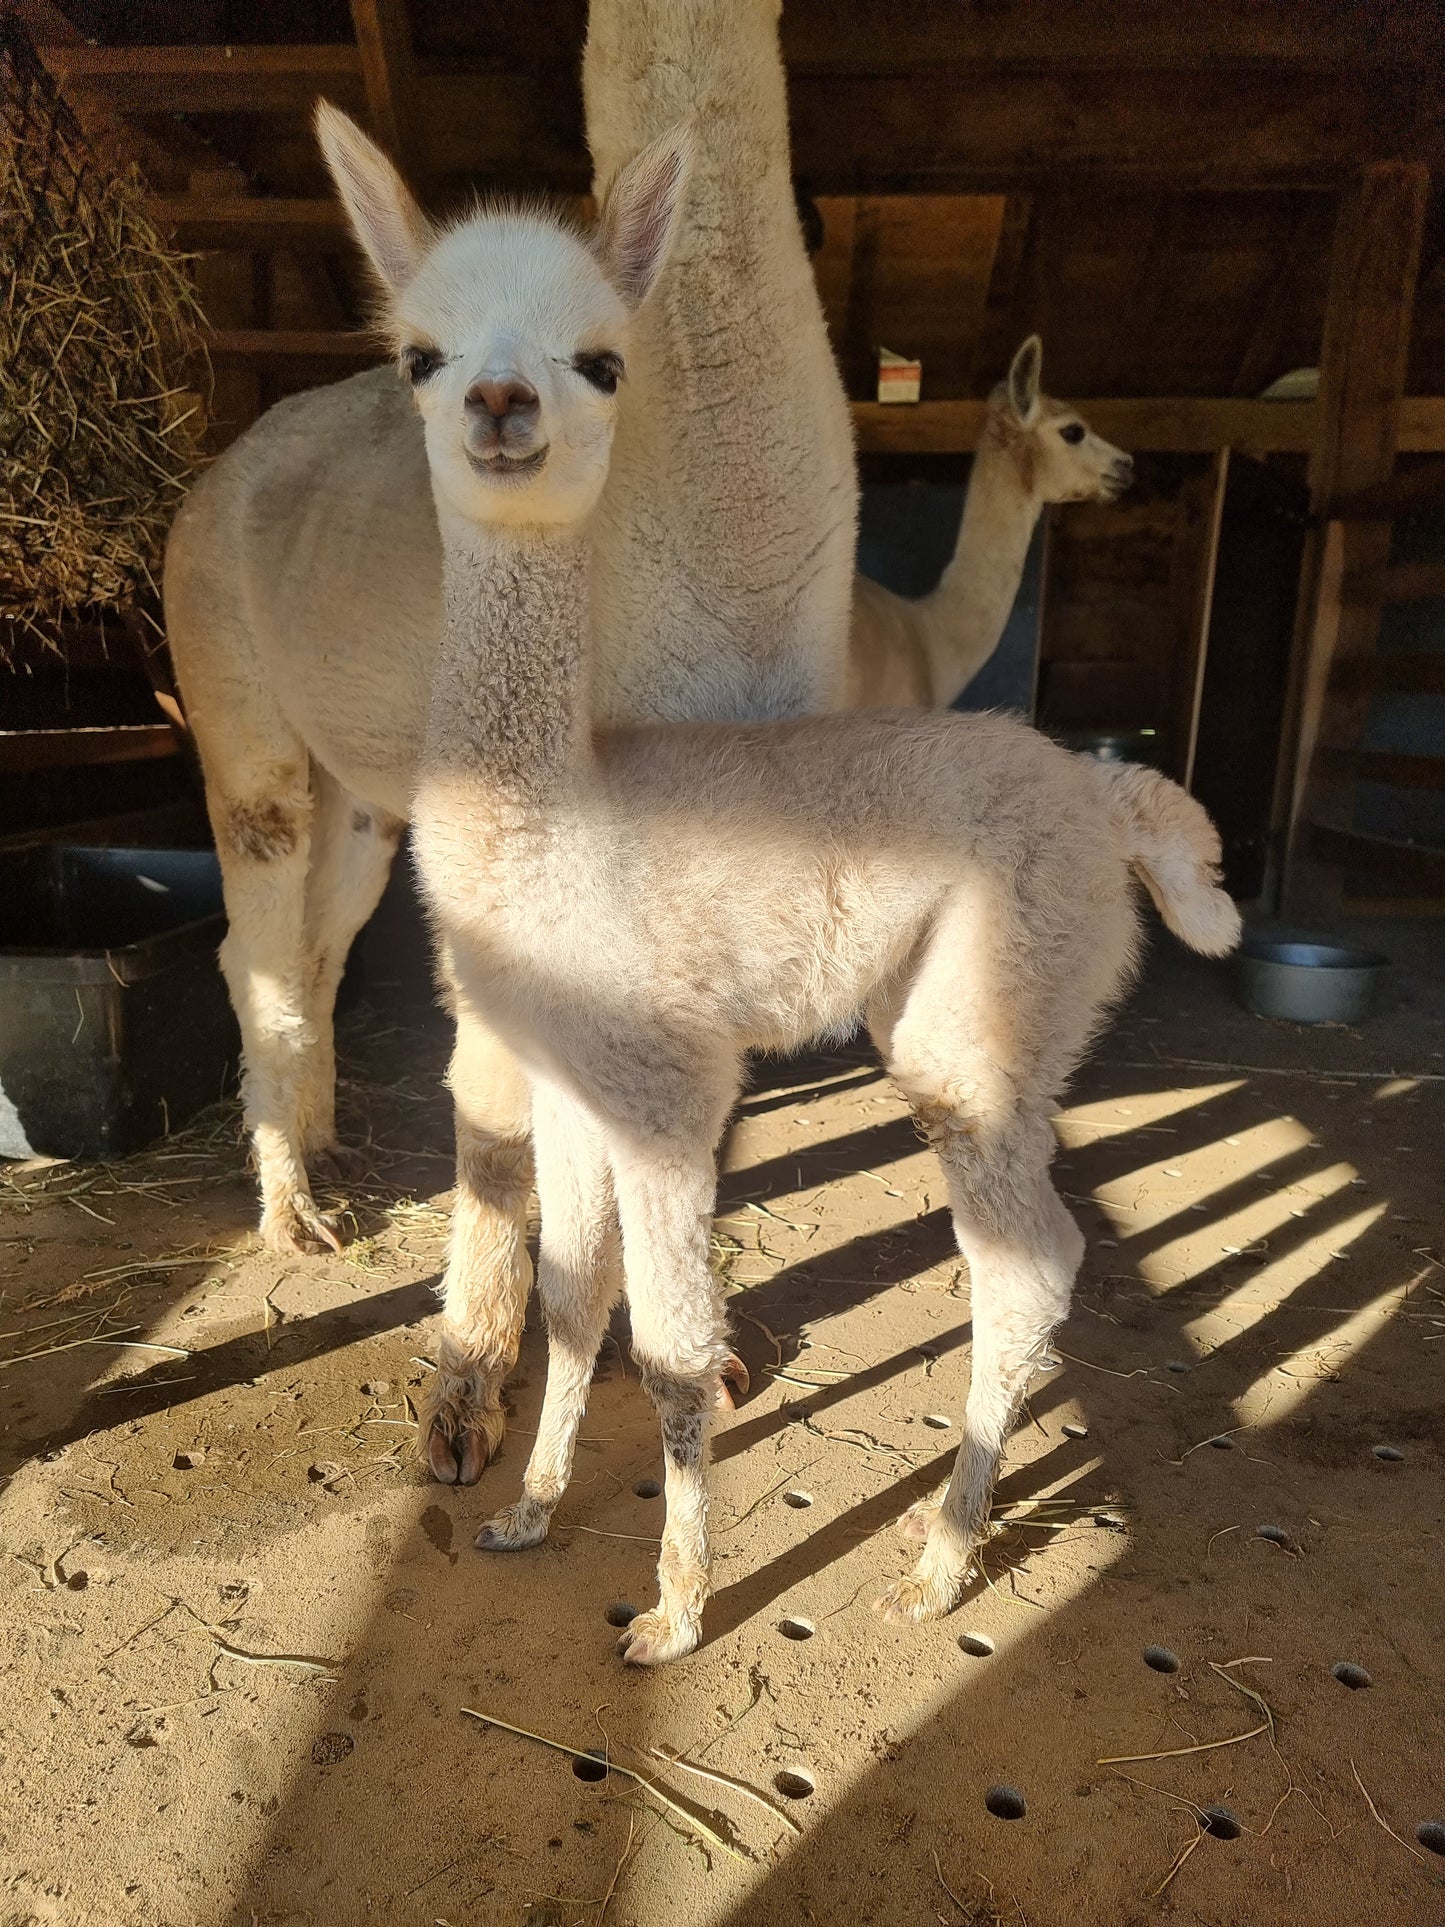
1305, 824, 1445, 896
349, 0, 421, 178
777, 3, 1445, 73
1312, 747, 1445, 791
854, 397, 1325, 454
36, 46, 1445, 190
207, 329, 380, 366
1327, 651, 1445, 698
37, 43, 364, 116
148, 196, 349, 252
1277, 162, 1430, 917
1341, 559, 1445, 605
0, 725, 179, 775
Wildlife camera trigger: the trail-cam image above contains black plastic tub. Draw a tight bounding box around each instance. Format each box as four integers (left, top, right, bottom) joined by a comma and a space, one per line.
0, 847, 237, 1160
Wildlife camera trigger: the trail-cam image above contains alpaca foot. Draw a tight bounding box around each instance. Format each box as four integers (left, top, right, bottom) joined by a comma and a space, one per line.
716, 1352, 750, 1412
261, 1196, 345, 1257
308, 1140, 371, 1184
475, 1495, 552, 1551
616, 1606, 700, 1668
899, 1498, 941, 1544
873, 1565, 963, 1626
419, 1367, 506, 1485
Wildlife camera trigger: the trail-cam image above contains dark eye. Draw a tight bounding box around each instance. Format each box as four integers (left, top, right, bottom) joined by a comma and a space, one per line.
573, 351, 623, 394
402, 344, 442, 385
1059, 422, 1086, 445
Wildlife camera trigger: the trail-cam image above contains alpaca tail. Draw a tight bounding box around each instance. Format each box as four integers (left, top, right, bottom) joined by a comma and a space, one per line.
1095, 761, 1243, 957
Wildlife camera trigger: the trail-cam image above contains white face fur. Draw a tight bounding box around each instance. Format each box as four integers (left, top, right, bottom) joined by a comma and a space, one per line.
1002, 335, 1135, 505
316, 101, 689, 531
393, 217, 632, 529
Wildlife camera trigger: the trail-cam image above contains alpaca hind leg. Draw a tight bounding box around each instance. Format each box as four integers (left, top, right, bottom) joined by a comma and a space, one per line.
298, 764, 405, 1174
478, 1087, 620, 1550
877, 1104, 1082, 1624
609, 1131, 735, 1667
421, 994, 535, 1485
206, 748, 343, 1256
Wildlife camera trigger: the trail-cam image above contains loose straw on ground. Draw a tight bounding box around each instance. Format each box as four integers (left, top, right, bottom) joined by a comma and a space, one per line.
460, 1707, 749, 1862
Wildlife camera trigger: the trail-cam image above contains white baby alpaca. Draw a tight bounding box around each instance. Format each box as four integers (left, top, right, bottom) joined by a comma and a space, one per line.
321, 109, 1242, 1664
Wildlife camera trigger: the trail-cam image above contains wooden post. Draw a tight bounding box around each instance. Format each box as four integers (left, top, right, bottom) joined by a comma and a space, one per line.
1275, 161, 1429, 918
349, 0, 421, 180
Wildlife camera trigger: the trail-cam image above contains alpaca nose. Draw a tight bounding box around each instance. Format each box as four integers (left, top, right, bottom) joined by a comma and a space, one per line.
465, 374, 539, 424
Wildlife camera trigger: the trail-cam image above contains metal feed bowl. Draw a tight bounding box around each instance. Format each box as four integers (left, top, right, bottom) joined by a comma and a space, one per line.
1233, 940, 1389, 1025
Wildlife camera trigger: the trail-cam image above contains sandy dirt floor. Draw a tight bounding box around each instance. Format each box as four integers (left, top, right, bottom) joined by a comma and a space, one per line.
2, 918, 1443, 1927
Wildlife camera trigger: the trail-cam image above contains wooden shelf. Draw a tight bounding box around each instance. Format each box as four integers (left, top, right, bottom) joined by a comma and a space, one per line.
1305, 823, 1445, 894
0, 726, 181, 775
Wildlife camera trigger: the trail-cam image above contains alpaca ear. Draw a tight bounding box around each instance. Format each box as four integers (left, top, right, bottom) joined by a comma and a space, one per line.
1008, 335, 1043, 426
595, 123, 693, 309
315, 100, 432, 294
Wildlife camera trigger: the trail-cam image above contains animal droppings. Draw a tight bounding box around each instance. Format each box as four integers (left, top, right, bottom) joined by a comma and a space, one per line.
1255, 1524, 1290, 1546
1203, 1806, 1241, 1840
603, 1602, 637, 1628
1206, 1435, 1235, 1450
310, 1732, 354, 1767
778, 1616, 815, 1641
920, 1413, 953, 1429
985, 1784, 1027, 1820
1415, 1822, 1445, 1856
1142, 1645, 1180, 1674
571, 1751, 609, 1782
1165, 1360, 1192, 1375
1331, 1662, 1372, 1690
1371, 1444, 1404, 1462
782, 1490, 813, 1508
631, 1478, 662, 1498
1062, 1422, 1089, 1440
774, 1770, 815, 1800
959, 1633, 995, 1657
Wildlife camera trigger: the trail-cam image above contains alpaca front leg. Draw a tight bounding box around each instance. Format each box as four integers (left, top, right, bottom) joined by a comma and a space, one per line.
617, 1366, 715, 1667
608, 1141, 733, 1667
422, 1003, 535, 1484
478, 1089, 619, 1550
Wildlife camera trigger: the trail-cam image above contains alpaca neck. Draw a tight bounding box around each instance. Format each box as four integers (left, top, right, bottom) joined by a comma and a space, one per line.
424, 505, 592, 816
921, 423, 1043, 704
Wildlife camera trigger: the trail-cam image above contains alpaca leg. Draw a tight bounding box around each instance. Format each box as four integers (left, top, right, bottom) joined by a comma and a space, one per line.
870, 1102, 1086, 1626
608, 1136, 735, 1667
297, 764, 404, 1174
204, 747, 345, 1256
477, 1086, 620, 1551
421, 994, 535, 1485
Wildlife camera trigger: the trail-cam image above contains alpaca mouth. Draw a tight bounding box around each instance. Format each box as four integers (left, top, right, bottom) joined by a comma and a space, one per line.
467, 444, 549, 481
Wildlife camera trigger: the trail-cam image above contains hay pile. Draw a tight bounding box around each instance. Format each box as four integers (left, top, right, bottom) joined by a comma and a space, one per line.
0, 18, 205, 648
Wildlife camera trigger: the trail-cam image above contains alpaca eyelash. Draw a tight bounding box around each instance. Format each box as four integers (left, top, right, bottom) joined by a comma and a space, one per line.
572, 351, 624, 393
401, 344, 444, 385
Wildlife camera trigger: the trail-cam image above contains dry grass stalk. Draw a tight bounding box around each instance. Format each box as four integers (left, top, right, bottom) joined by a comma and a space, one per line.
1, 18, 206, 651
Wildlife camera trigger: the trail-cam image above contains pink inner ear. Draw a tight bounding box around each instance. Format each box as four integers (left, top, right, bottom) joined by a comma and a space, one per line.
606, 143, 686, 305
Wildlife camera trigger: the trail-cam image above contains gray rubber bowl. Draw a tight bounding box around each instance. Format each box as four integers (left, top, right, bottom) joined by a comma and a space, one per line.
1234, 940, 1389, 1025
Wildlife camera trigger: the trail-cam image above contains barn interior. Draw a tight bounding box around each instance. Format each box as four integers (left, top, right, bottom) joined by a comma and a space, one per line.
2, 6, 1444, 1925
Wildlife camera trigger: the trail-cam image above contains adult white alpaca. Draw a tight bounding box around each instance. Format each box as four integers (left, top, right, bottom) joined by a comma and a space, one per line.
166, 1, 857, 1479
847, 341, 1133, 707
321, 113, 1241, 1662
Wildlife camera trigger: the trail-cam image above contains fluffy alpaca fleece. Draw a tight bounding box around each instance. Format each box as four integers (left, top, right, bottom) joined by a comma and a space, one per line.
163, 0, 858, 1488
847, 338, 1134, 707
319, 110, 1242, 1664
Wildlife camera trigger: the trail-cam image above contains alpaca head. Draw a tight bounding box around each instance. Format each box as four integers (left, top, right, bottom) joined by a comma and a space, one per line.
317, 104, 690, 530
988, 336, 1134, 506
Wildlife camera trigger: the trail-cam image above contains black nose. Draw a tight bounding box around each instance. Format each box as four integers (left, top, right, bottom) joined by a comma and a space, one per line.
465, 375, 539, 423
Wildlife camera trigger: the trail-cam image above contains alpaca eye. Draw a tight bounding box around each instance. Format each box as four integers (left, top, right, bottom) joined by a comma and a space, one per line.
1059, 422, 1086, 445
402, 345, 442, 385
574, 351, 623, 394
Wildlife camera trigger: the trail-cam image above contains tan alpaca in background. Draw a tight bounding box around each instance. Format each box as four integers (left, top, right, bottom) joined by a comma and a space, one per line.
166, 0, 858, 1482
847, 340, 1133, 707
321, 108, 1241, 1664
